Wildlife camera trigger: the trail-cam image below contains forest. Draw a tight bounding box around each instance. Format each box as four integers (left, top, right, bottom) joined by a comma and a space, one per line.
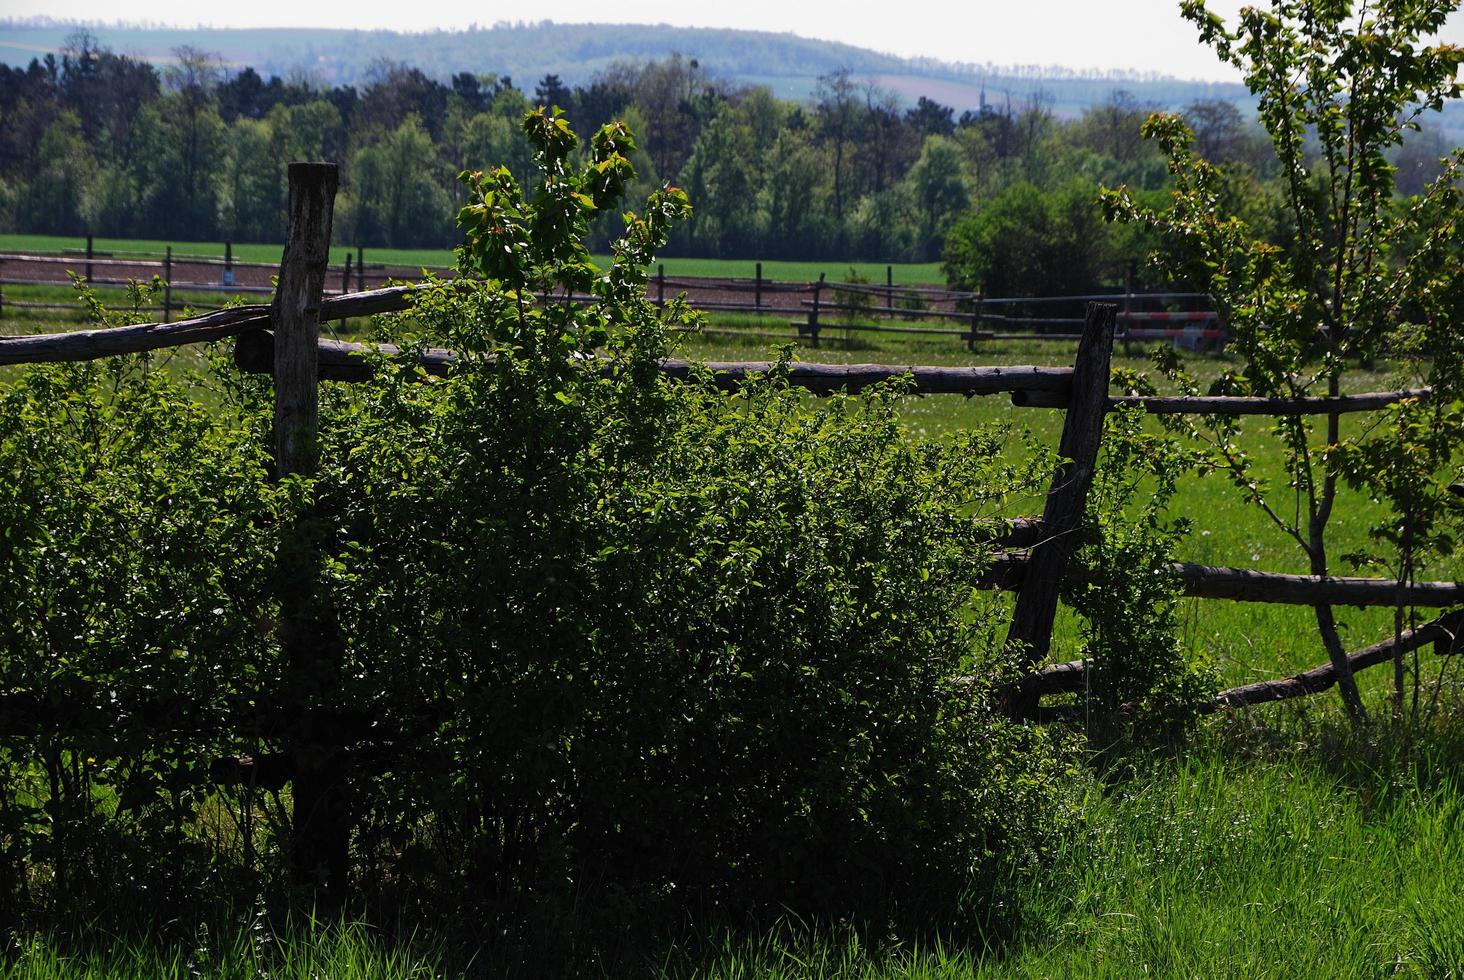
3, 29, 1454, 282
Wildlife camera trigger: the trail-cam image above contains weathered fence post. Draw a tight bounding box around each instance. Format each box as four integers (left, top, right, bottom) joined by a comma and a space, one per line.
1006, 302, 1117, 715
341, 253, 352, 295
807, 272, 826, 348
356, 245, 364, 292
755, 261, 762, 311
85, 234, 93, 284
886, 264, 894, 310
224, 241, 234, 287
272, 162, 347, 903
162, 247, 173, 323
657, 263, 666, 307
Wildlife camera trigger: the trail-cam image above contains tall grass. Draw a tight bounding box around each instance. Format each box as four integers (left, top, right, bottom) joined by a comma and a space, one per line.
3, 919, 447, 979
11, 718, 1463, 977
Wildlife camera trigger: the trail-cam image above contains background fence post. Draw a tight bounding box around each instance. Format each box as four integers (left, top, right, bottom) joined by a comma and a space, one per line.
1005, 302, 1117, 715
886, 264, 893, 310
967, 284, 985, 352
1123, 260, 1135, 345
809, 272, 825, 348
272, 161, 346, 903
657, 264, 666, 307
356, 245, 364, 292
342, 253, 353, 295
162, 246, 172, 323
85, 234, 93, 284
755, 261, 762, 311
224, 240, 234, 287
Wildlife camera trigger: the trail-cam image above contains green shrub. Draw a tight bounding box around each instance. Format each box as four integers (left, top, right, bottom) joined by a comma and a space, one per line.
0, 110, 1081, 938
1064, 406, 1215, 747
320, 110, 1077, 925
0, 339, 283, 927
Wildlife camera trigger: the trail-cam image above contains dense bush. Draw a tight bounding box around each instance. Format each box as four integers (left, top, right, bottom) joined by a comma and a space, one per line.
942, 179, 1147, 298
0, 320, 283, 927
0, 113, 1079, 936
1064, 406, 1214, 746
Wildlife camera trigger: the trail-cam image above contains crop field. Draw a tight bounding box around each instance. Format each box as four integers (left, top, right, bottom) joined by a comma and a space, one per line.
3, 303, 1461, 979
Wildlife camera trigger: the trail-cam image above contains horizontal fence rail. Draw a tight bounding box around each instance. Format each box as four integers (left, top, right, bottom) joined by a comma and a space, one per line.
1023, 609, 1464, 715
0, 283, 1431, 416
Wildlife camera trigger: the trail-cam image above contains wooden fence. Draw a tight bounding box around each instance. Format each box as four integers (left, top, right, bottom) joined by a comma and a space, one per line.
0, 240, 1225, 351
0, 239, 382, 322
0, 164, 1456, 898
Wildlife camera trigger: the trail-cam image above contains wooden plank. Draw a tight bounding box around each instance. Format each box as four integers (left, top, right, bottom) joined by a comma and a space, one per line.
162, 247, 172, 323
663, 359, 1075, 396
1005, 303, 1117, 700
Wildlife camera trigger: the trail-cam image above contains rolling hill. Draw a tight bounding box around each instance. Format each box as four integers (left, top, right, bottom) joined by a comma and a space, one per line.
3, 17, 1462, 139
0, 18, 1252, 119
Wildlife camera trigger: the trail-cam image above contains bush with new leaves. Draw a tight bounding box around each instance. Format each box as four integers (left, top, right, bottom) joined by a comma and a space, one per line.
0, 111, 1078, 936
317, 109, 1076, 924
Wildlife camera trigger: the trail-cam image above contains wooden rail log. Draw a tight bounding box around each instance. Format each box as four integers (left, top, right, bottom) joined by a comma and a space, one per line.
0, 304, 272, 364
1170, 562, 1464, 607
0, 690, 232, 738
1111, 389, 1432, 415
688, 360, 1075, 395
1015, 658, 1090, 700
1207, 610, 1464, 711
1019, 608, 1464, 709
235, 329, 1080, 395
988, 555, 1464, 607
798, 299, 977, 321
788, 319, 969, 337
0, 284, 418, 366
1013, 388, 1435, 413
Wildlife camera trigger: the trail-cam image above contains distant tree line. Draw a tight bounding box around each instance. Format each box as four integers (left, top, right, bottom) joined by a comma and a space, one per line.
1, 30, 1454, 288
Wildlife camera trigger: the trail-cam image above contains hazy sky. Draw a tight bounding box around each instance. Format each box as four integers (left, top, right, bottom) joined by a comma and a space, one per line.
7, 0, 1464, 81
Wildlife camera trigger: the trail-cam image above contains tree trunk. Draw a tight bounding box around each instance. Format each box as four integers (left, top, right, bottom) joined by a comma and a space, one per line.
1311, 395, 1367, 724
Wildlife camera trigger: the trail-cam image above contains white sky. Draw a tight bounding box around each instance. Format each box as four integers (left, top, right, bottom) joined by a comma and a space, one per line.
5, 0, 1464, 81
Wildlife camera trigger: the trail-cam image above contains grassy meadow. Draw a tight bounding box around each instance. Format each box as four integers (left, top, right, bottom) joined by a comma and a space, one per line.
2, 296, 1462, 978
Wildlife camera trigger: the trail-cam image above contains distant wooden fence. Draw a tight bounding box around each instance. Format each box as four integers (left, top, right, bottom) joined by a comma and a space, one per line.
0, 239, 381, 322
1, 164, 1456, 898
0, 239, 1226, 350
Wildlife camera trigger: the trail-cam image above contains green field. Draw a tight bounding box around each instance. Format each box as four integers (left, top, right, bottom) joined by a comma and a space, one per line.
3, 303, 1460, 978
0, 233, 948, 284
